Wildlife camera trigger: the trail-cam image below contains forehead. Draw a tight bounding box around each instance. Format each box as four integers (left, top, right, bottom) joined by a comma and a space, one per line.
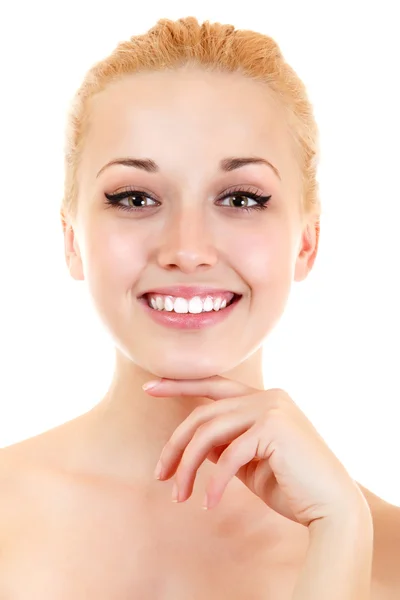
80, 68, 297, 185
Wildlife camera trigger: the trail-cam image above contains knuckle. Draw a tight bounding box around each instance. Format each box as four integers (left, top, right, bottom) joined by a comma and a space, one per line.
195, 420, 212, 437
267, 388, 292, 404
260, 406, 285, 428
191, 405, 206, 418
217, 445, 235, 467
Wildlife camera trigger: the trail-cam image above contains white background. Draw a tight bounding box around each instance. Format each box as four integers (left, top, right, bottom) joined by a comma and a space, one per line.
0, 1, 399, 505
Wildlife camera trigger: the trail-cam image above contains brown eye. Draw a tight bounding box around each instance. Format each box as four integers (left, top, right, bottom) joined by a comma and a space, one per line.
104, 190, 159, 212
219, 194, 258, 208
216, 189, 272, 212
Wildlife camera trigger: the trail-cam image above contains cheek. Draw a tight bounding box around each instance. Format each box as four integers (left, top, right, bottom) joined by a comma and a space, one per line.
233, 226, 293, 290
83, 220, 147, 291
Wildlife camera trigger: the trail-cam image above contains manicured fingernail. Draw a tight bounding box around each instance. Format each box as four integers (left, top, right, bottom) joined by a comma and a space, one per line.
172, 482, 179, 502
154, 459, 163, 480
142, 380, 161, 391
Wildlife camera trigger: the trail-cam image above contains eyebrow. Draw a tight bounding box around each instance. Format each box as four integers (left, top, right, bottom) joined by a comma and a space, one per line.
96, 156, 281, 181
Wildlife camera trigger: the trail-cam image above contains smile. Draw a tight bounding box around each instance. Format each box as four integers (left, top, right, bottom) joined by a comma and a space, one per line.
138, 293, 242, 330
143, 292, 239, 314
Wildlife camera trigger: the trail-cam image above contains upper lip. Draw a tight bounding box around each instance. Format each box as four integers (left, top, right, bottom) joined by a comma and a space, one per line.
138, 286, 242, 299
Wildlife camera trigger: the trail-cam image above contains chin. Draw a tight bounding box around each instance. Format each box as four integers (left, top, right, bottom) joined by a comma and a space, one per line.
138, 351, 238, 380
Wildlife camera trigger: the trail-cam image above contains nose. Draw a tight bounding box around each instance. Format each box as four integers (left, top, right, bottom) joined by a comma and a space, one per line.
155, 207, 218, 273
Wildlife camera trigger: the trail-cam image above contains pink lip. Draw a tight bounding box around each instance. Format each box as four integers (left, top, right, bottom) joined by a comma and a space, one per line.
138, 294, 242, 330
139, 286, 241, 300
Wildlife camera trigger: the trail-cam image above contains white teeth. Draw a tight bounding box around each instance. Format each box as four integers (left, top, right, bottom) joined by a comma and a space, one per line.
174, 297, 203, 314
213, 297, 222, 311
164, 296, 174, 312
145, 294, 236, 313
203, 297, 214, 312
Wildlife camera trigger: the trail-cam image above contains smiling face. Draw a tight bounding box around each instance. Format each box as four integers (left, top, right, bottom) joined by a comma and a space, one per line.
64, 66, 317, 379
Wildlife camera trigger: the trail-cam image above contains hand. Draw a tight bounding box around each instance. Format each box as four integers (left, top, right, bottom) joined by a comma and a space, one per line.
143, 375, 368, 527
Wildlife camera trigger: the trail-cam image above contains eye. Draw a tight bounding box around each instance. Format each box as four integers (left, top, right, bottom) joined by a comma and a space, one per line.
104, 186, 272, 214
216, 191, 271, 211
104, 190, 159, 212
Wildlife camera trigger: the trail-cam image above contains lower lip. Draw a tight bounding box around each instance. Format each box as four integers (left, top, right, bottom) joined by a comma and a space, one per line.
138, 296, 242, 330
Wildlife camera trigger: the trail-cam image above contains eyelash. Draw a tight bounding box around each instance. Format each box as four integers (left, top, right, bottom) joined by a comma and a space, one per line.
104, 186, 272, 214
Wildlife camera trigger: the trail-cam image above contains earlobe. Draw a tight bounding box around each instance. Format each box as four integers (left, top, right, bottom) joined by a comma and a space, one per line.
293, 217, 320, 282
61, 211, 84, 281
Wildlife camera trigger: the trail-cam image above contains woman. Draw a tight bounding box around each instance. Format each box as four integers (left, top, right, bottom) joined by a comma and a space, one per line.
0, 15, 398, 599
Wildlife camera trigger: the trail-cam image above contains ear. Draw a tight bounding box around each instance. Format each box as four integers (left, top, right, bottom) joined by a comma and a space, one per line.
293, 216, 320, 283
60, 209, 84, 281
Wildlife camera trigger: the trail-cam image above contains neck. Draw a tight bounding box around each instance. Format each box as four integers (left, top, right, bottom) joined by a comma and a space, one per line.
87, 347, 265, 482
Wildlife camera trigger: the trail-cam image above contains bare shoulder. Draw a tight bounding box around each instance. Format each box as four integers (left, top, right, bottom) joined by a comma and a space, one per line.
0, 429, 58, 504
0, 418, 84, 530
0, 425, 65, 481
0, 411, 90, 474
358, 483, 400, 599
374, 500, 400, 599
0, 436, 43, 543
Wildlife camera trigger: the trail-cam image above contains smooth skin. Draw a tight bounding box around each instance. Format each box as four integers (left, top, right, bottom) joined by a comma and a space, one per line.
145, 375, 374, 599
0, 66, 399, 599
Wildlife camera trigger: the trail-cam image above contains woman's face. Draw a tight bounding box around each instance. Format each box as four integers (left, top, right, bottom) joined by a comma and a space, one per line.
67, 67, 316, 379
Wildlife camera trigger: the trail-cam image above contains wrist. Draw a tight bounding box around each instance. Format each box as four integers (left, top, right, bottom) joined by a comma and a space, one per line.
309, 488, 373, 537
293, 502, 374, 600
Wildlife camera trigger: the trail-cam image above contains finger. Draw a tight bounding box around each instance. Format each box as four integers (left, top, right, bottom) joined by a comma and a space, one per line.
171, 413, 254, 503
143, 374, 258, 400
206, 426, 261, 509
159, 401, 248, 479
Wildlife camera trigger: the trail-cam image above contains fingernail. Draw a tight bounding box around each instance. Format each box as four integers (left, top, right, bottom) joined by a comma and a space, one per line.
172, 482, 179, 502
202, 493, 209, 510
142, 380, 161, 391
154, 459, 163, 480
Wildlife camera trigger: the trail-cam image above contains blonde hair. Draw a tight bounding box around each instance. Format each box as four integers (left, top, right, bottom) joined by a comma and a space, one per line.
61, 16, 321, 239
